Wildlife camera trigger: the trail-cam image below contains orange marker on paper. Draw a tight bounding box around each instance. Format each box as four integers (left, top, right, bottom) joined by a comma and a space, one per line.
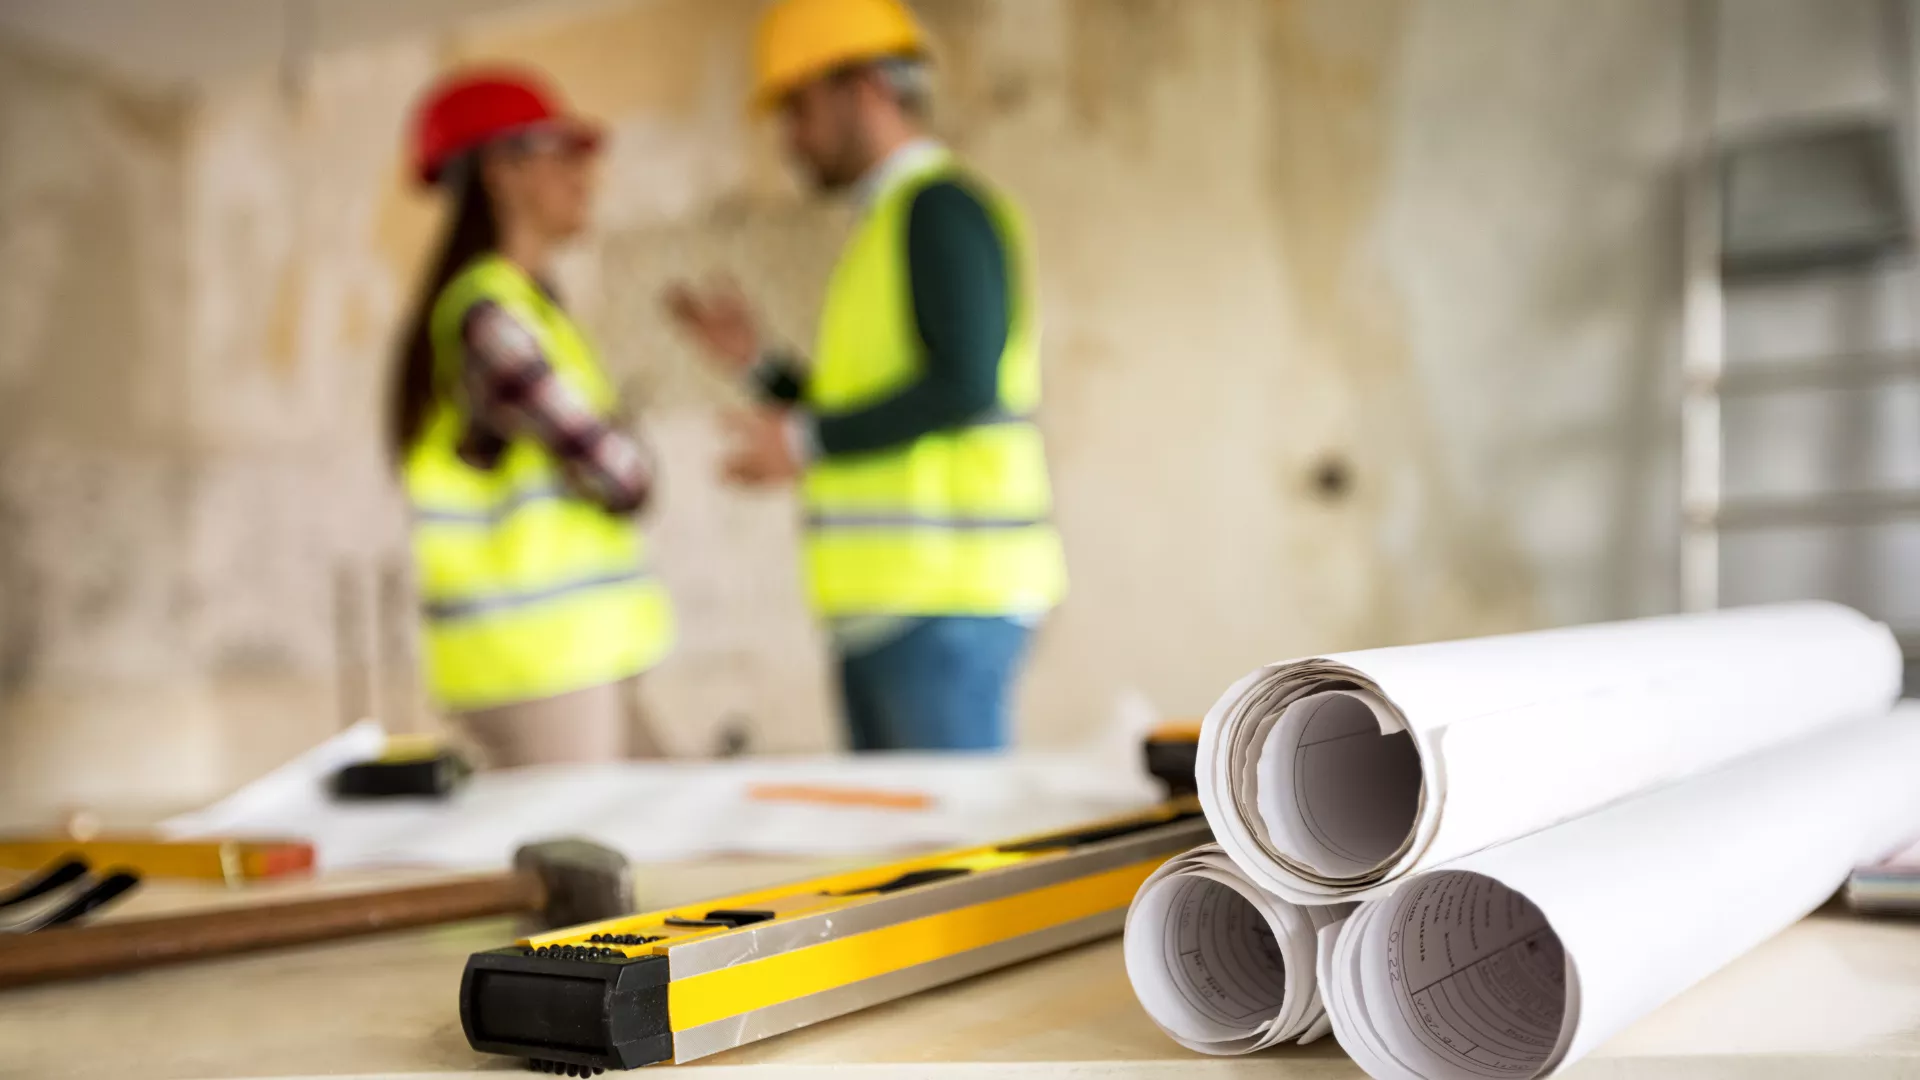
747, 784, 934, 812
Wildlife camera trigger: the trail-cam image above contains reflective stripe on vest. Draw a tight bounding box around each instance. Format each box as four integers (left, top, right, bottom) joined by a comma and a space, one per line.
402, 255, 674, 711
801, 152, 1067, 617
411, 483, 566, 526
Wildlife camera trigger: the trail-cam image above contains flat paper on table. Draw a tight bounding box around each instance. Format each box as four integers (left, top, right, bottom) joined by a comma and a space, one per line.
160, 725, 1164, 870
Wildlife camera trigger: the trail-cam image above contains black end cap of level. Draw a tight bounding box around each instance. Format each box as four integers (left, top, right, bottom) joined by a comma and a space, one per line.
460, 945, 672, 1071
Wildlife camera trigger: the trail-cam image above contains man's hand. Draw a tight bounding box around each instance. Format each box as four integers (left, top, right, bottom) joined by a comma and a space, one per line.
663, 276, 761, 372
721, 409, 803, 487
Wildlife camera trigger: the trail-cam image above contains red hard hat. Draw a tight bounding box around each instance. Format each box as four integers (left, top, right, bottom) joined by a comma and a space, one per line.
409, 68, 602, 186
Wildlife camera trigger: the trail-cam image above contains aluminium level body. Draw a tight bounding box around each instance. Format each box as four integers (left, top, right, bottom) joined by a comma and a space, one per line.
460, 801, 1208, 1071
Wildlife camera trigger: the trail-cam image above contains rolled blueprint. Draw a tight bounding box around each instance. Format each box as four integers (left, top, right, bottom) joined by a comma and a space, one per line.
1123, 845, 1352, 1053
1316, 706, 1920, 1080
1197, 602, 1900, 903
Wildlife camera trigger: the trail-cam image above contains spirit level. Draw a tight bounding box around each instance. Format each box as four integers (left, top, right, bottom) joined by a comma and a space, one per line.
460, 800, 1208, 1072
0, 837, 313, 883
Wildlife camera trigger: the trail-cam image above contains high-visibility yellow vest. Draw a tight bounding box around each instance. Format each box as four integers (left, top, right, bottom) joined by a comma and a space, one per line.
802, 152, 1067, 616
404, 255, 673, 712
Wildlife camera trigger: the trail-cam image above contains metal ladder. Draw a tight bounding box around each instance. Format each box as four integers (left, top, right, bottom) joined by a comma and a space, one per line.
1680, 0, 1920, 680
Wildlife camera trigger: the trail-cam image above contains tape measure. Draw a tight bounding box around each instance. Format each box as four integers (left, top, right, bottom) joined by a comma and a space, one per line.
1143, 720, 1201, 796
460, 799, 1209, 1071
330, 735, 472, 800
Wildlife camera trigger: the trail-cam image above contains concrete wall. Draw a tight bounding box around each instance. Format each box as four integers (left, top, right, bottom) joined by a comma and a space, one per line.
0, 40, 214, 807
0, 0, 1884, 812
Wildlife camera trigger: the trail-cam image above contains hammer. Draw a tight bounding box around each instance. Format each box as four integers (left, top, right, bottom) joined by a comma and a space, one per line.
0, 838, 632, 990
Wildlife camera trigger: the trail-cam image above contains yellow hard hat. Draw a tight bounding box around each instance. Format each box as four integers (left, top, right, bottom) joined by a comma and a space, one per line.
752, 0, 929, 112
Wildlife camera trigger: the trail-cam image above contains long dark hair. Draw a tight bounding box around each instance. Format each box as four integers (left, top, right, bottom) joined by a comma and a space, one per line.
388, 169, 499, 462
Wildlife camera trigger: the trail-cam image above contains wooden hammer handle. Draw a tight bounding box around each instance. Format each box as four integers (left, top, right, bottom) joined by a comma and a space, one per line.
0, 872, 542, 989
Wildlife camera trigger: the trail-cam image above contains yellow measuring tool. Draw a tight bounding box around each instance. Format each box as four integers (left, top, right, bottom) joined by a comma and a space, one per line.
460, 799, 1208, 1071
0, 837, 313, 884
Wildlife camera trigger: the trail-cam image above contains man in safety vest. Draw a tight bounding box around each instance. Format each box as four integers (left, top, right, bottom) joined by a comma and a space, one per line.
666, 0, 1065, 752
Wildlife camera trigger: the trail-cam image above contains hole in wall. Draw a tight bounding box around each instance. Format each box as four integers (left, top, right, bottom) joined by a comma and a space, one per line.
1308, 454, 1354, 502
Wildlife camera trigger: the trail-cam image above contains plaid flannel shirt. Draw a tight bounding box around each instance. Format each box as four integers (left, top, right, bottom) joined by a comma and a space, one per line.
456, 299, 653, 514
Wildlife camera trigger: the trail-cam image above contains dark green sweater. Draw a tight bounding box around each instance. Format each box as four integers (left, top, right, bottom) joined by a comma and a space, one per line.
754, 178, 1011, 458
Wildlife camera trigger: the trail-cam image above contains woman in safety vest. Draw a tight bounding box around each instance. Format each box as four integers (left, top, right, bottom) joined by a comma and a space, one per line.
388, 69, 675, 767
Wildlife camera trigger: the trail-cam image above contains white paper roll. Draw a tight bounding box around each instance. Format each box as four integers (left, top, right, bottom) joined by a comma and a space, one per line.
1122, 844, 1353, 1054
1319, 707, 1920, 1079
1197, 602, 1900, 902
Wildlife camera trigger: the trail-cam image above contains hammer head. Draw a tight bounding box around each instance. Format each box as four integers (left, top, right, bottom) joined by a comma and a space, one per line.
513, 838, 634, 928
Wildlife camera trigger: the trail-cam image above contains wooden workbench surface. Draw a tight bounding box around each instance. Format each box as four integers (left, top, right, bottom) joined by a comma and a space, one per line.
4, 862, 1920, 1080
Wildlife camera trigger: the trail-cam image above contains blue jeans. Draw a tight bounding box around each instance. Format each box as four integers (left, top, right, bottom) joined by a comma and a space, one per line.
837, 617, 1032, 751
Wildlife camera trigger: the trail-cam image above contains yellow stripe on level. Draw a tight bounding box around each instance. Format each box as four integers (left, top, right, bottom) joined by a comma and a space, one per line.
668, 857, 1162, 1032
522, 807, 1209, 950
523, 849, 1037, 950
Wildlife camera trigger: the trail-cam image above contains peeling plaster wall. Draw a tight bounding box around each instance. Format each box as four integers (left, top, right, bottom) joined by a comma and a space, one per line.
8, 0, 1870, 812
